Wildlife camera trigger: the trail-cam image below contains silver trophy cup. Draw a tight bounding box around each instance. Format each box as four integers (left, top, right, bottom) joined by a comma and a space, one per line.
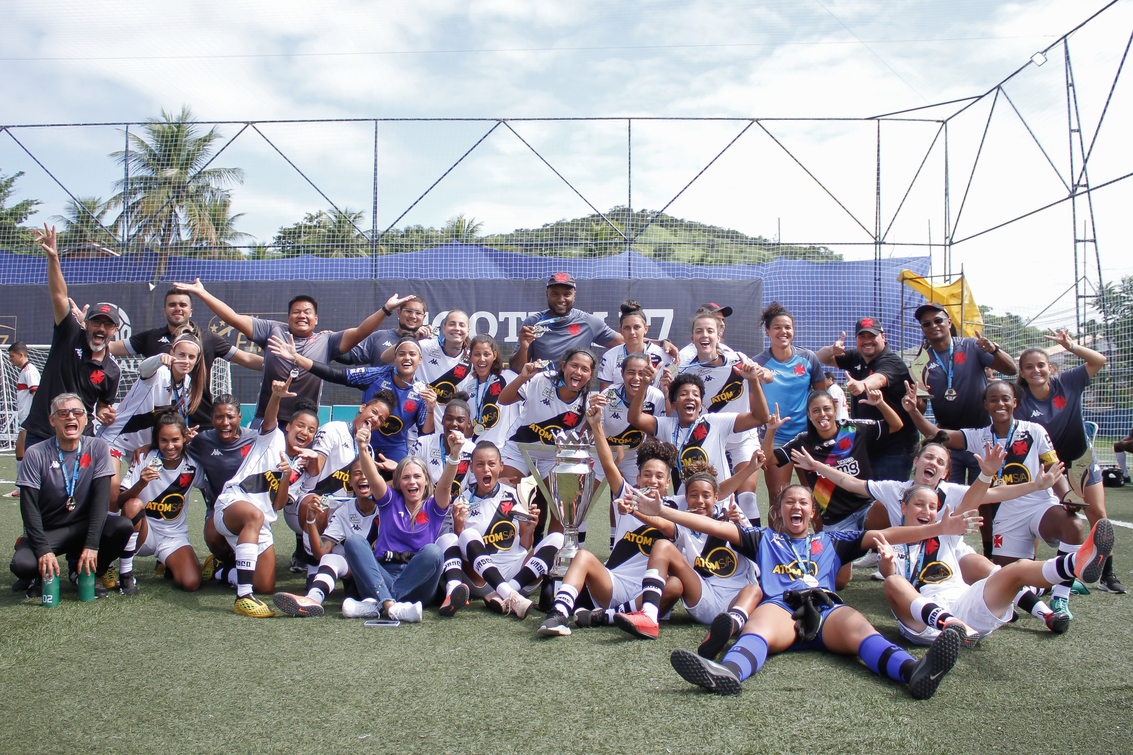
546, 431, 597, 578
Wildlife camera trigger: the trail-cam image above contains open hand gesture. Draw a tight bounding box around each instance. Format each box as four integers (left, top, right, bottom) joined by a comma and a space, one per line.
974, 441, 1006, 480
34, 224, 59, 258
267, 334, 300, 362
942, 507, 982, 536
1043, 328, 1075, 352
172, 278, 207, 297
789, 446, 817, 472
766, 403, 791, 433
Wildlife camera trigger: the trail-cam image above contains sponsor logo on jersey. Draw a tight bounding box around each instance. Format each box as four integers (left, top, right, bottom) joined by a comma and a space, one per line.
484, 519, 518, 550
772, 558, 820, 580
147, 492, 186, 520
380, 414, 405, 437
1031, 410, 1042, 417
707, 373, 744, 412
607, 425, 645, 448
620, 526, 664, 555
695, 546, 738, 578
211, 448, 223, 456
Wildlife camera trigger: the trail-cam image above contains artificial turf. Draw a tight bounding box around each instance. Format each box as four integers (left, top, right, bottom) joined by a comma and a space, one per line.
0, 454, 1130, 755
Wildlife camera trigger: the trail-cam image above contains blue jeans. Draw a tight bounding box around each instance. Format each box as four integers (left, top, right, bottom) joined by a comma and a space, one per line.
342, 536, 443, 606
825, 505, 871, 532
870, 451, 915, 482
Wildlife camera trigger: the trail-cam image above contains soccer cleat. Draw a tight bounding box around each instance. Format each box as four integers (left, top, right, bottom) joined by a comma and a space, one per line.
1074, 519, 1115, 584
614, 610, 660, 640
100, 565, 119, 590
537, 613, 572, 636
698, 613, 739, 659
200, 554, 220, 582
572, 608, 612, 628
483, 591, 505, 615
11, 577, 33, 593
273, 592, 324, 618
1098, 570, 1126, 595
119, 572, 138, 596
1044, 610, 1071, 634
1050, 596, 1073, 621
288, 554, 306, 574
941, 617, 981, 648
670, 648, 743, 695
25, 579, 42, 599
234, 594, 276, 617
870, 571, 886, 582
341, 597, 382, 619
501, 592, 533, 619
907, 625, 961, 700
1070, 580, 1090, 596
387, 601, 423, 623
154, 561, 166, 578
439, 584, 470, 617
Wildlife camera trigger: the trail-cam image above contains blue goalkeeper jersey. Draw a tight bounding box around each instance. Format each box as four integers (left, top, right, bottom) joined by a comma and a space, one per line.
735, 527, 865, 598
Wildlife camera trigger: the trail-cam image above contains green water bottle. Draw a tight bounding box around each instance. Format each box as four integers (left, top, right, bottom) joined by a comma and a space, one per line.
42, 575, 60, 608
78, 570, 96, 602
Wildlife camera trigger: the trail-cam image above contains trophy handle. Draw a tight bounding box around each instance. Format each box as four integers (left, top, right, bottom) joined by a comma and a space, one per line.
516, 443, 608, 526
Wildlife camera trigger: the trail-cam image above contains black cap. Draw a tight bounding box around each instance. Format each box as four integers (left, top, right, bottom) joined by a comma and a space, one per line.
914, 302, 948, 322
703, 302, 733, 318
855, 317, 884, 335
547, 272, 577, 289
85, 302, 122, 327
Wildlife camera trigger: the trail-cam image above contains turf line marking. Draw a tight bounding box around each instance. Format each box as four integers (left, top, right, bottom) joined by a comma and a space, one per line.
1112, 519, 1133, 530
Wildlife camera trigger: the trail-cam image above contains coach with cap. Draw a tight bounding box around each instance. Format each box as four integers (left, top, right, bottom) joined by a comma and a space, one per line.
914, 302, 1017, 483
509, 272, 623, 370
10, 392, 133, 597
21, 226, 122, 448
818, 317, 918, 480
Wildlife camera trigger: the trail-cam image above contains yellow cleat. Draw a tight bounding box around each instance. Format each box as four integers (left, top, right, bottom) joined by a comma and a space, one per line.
154, 561, 166, 578
234, 595, 276, 618
200, 554, 219, 582
100, 564, 120, 590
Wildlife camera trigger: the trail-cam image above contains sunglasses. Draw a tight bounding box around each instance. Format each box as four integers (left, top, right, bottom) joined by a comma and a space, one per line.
920, 317, 947, 328
54, 408, 85, 418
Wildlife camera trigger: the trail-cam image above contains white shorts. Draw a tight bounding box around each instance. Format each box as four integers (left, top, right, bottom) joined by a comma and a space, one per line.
897, 575, 1012, 645
682, 574, 745, 624
501, 441, 556, 479
284, 495, 349, 534
136, 528, 193, 563
606, 564, 647, 609
213, 501, 275, 555
993, 500, 1059, 559
725, 427, 761, 467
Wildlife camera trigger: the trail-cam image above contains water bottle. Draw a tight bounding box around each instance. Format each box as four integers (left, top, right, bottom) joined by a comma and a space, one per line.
42, 574, 60, 608
78, 570, 97, 602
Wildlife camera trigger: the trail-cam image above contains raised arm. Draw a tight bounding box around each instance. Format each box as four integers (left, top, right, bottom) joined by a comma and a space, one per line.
633, 488, 743, 546
900, 380, 964, 448
228, 348, 265, 371
35, 226, 70, 324
949, 441, 1003, 513
585, 405, 623, 493
761, 403, 790, 470
339, 293, 415, 352
628, 364, 661, 435
816, 331, 846, 367
1045, 328, 1106, 378
860, 387, 902, 432
976, 330, 1017, 376
498, 360, 540, 406
717, 446, 765, 500
434, 429, 465, 509
790, 445, 869, 497
733, 361, 771, 431
863, 506, 981, 550
355, 425, 390, 501
261, 377, 294, 435
173, 279, 255, 340
508, 322, 537, 372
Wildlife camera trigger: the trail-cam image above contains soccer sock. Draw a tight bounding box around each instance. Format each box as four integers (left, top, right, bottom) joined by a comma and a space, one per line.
511, 533, 563, 589
982, 540, 994, 559
307, 566, 337, 604
552, 584, 579, 618
1015, 587, 1052, 617
464, 539, 510, 595
721, 633, 768, 682
610, 525, 617, 549
736, 492, 761, 526
1117, 450, 1128, 476
119, 531, 139, 575
438, 533, 464, 596
909, 596, 954, 630
858, 633, 916, 683
1042, 551, 1077, 584
640, 569, 664, 623
1051, 542, 1077, 600
1102, 554, 1115, 579
15, 458, 22, 480
234, 542, 258, 599
727, 606, 749, 635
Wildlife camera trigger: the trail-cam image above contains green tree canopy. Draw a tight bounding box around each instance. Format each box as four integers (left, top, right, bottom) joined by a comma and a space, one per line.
0, 170, 41, 250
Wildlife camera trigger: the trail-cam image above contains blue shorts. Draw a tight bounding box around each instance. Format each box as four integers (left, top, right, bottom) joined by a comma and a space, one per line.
765, 597, 848, 651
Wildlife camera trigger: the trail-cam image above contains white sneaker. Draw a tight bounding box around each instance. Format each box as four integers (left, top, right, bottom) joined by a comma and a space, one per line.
387, 601, 423, 623
342, 597, 381, 618
502, 591, 533, 619
854, 551, 879, 569
870, 571, 886, 581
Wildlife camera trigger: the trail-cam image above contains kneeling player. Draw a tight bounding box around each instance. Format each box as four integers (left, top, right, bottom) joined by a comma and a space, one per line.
116, 412, 206, 593
435, 435, 561, 619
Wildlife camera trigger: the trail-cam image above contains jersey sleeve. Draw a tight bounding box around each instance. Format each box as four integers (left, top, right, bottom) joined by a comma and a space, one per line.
1061, 365, 1091, 394
1035, 425, 1059, 465
125, 332, 146, 356
325, 330, 346, 359
828, 530, 867, 567
832, 350, 859, 372
120, 458, 143, 490
322, 507, 351, 543
774, 433, 804, 467
206, 331, 235, 361
15, 444, 43, 488
806, 350, 824, 385
90, 439, 116, 479
344, 366, 384, 388
711, 412, 738, 437
597, 351, 618, 384
592, 316, 619, 347
250, 318, 276, 348
959, 427, 982, 453
192, 464, 208, 489
25, 364, 41, 390
735, 525, 763, 561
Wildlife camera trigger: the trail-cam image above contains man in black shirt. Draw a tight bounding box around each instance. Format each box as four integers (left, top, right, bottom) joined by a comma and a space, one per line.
21, 227, 121, 448
10, 392, 133, 597
818, 317, 918, 481
109, 289, 264, 429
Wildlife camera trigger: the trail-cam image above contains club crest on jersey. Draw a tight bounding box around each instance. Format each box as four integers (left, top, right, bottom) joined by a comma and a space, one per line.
146, 493, 186, 521
911, 560, 953, 586
484, 519, 518, 550
695, 546, 738, 578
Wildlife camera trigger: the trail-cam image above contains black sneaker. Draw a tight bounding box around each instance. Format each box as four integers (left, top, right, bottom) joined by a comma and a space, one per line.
12, 577, 33, 594
697, 612, 738, 660
120, 572, 138, 596
1098, 571, 1127, 595
572, 608, 612, 628
25, 579, 42, 599
94, 581, 109, 599
289, 553, 306, 574
536, 613, 572, 637
670, 648, 743, 695
907, 625, 961, 700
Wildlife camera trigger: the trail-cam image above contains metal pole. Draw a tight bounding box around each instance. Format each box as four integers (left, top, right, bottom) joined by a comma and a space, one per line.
371, 120, 379, 282
627, 118, 632, 266
123, 124, 130, 254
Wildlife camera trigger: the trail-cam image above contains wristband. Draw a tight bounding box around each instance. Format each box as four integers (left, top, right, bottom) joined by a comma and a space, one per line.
445, 455, 462, 466
991, 343, 1000, 355
381, 305, 393, 316
977, 472, 993, 484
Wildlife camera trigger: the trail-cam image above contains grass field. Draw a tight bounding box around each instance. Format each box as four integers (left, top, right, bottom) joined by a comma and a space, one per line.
1, 454, 1131, 755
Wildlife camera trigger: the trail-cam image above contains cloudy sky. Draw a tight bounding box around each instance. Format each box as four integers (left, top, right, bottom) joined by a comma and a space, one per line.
3, 0, 1132, 324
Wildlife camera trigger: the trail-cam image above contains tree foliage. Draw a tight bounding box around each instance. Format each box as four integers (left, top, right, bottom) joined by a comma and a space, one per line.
0, 170, 41, 249
271, 208, 368, 257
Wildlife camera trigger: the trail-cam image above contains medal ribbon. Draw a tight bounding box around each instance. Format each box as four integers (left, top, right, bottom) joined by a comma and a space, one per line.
902, 542, 926, 585
931, 342, 954, 394
672, 419, 698, 472
55, 438, 82, 509
787, 533, 814, 581
992, 420, 1017, 480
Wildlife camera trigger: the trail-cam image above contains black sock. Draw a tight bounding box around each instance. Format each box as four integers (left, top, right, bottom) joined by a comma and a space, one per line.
465, 540, 506, 589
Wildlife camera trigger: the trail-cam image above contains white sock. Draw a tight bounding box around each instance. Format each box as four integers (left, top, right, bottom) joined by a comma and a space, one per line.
495, 581, 515, 599
306, 586, 326, 603
234, 542, 258, 598
736, 491, 760, 524
1117, 450, 1128, 476
445, 579, 463, 595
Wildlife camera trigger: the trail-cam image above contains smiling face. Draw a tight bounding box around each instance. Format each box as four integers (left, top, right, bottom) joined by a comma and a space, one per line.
157, 423, 186, 460
621, 356, 649, 399
348, 460, 370, 499
620, 313, 648, 347
288, 300, 318, 338
901, 488, 940, 527
685, 479, 717, 516
912, 444, 950, 486
49, 397, 87, 441
442, 311, 469, 347
469, 341, 497, 379
856, 330, 886, 359
443, 404, 472, 438
1020, 351, 1051, 389
84, 315, 118, 353
470, 446, 502, 494
169, 340, 200, 380
675, 382, 703, 424
399, 301, 427, 332
766, 315, 794, 351
919, 310, 951, 345
983, 383, 1017, 425
286, 411, 319, 451
779, 486, 816, 537
164, 294, 193, 329
546, 284, 576, 316
397, 460, 429, 503
807, 393, 837, 438
394, 343, 423, 379
212, 403, 242, 444
560, 353, 593, 393
691, 316, 720, 360
354, 401, 390, 435
635, 458, 670, 493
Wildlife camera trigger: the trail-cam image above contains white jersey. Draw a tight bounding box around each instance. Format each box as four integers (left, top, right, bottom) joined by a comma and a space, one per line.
867, 479, 972, 528
305, 497, 380, 556
508, 373, 593, 446
121, 450, 205, 540
961, 421, 1059, 512
597, 384, 666, 482
604, 483, 686, 578
296, 421, 359, 502
672, 511, 759, 592
418, 337, 473, 429
598, 342, 674, 390
452, 482, 528, 572
654, 413, 737, 483
891, 533, 969, 607
676, 347, 752, 416
215, 428, 292, 524
828, 382, 850, 422
98, 362, 193, 458
16, 362, 40, 424
456, 369, 520, 446
414, 431, 475, 498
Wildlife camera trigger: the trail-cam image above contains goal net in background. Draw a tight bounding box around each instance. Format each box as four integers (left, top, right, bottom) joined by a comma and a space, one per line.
0, 348, 231, 451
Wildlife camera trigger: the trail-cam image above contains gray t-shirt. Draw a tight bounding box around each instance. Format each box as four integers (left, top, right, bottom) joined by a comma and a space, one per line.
346, 328, 402, 366
187, 426, 259, 507
521, 308, 618, 363
18, 436, 115, 532
251, 319, 345, 422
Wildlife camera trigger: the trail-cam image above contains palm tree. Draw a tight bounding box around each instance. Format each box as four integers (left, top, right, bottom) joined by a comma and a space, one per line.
185, 194, 252, 259
50, 196, 117, 252
442, 213, 484, 242
272, 208, 367, 257
110, 106, 245, 272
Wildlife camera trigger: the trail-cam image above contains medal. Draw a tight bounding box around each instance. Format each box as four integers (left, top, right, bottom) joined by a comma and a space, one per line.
66, 496, 76, 511
604, 388, 620, 404
944, 388, 957, 401
532, 325, 548, 338
473, 423, 486, 435
802, 574, 820, 588
55, 438, 82, 513
289, 367, 300, 379
148, 455, 164, 470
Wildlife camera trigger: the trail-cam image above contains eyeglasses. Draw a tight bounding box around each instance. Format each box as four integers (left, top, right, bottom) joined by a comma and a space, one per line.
402, 309, 425, 318
920, 317, 947, 328
53, 408, 85, 418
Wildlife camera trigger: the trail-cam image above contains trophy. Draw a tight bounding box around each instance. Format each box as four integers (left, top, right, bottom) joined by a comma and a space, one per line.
546, 429, 597, 579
